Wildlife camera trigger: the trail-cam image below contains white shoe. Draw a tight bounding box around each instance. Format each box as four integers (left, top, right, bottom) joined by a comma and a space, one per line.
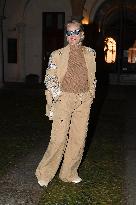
38, 180, 48, 187
72, 177, 82, 184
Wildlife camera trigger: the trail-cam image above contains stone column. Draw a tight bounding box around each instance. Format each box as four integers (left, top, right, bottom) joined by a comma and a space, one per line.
16, 22, 26, 82
70, 0, 85, 21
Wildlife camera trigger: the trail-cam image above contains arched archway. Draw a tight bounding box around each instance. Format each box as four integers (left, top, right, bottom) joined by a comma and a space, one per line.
83, 0, 107, 23
23, 0, 32, 17
92, 0, 136, 84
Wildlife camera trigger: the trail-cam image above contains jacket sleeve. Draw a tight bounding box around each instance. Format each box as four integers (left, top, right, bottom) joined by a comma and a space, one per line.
44, 51, 61, 120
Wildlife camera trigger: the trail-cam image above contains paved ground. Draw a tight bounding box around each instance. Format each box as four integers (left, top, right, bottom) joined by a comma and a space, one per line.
0, 142, 49, 205
101, 85, 136, 205
0, 85, 136, 204
123, 87, 136, 204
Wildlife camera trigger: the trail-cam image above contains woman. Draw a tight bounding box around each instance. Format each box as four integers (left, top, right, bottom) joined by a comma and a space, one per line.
35, 20, 96, 187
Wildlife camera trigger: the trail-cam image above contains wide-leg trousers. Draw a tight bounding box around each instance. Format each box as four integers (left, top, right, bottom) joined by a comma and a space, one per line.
35, 91, 93, 184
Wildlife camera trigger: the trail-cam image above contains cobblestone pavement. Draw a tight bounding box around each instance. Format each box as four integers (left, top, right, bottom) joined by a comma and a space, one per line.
102, 85, 136, 205
0, 85, 136, 204
0, 142, 49, 205
123, 87, 136, 204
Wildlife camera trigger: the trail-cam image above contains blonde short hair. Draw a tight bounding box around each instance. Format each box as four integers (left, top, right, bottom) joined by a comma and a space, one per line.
65, 20, 84, 32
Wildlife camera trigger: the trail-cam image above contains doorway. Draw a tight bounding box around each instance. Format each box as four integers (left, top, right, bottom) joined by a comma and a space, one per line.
94, 1, 136, 84
42, 12, 65, 81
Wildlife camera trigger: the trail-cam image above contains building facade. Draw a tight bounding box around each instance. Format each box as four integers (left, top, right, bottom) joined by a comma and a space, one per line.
0, 0, 136, 86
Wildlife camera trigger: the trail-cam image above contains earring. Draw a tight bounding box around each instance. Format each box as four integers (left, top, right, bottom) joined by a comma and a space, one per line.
81, 35, 84, 41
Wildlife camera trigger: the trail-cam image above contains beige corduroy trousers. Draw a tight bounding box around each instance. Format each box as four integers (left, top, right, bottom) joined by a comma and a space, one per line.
35, 91, 93, 184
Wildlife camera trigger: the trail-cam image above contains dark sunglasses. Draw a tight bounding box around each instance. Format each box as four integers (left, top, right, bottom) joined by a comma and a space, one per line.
66, 29, 81, 36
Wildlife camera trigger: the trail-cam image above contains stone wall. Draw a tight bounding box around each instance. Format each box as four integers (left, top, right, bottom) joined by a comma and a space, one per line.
1, 0, 72, 83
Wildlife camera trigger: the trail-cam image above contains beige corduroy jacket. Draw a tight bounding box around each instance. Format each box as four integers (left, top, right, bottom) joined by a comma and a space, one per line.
44, 44, 96, 120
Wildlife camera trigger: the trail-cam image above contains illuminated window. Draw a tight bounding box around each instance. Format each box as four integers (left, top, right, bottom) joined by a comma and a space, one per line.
128, 40, 136, 63
104, 37, 116, 63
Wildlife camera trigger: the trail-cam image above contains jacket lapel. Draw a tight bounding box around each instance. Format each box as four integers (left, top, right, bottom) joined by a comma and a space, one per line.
83, 47, 92, 87
57, 45, 70, 82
